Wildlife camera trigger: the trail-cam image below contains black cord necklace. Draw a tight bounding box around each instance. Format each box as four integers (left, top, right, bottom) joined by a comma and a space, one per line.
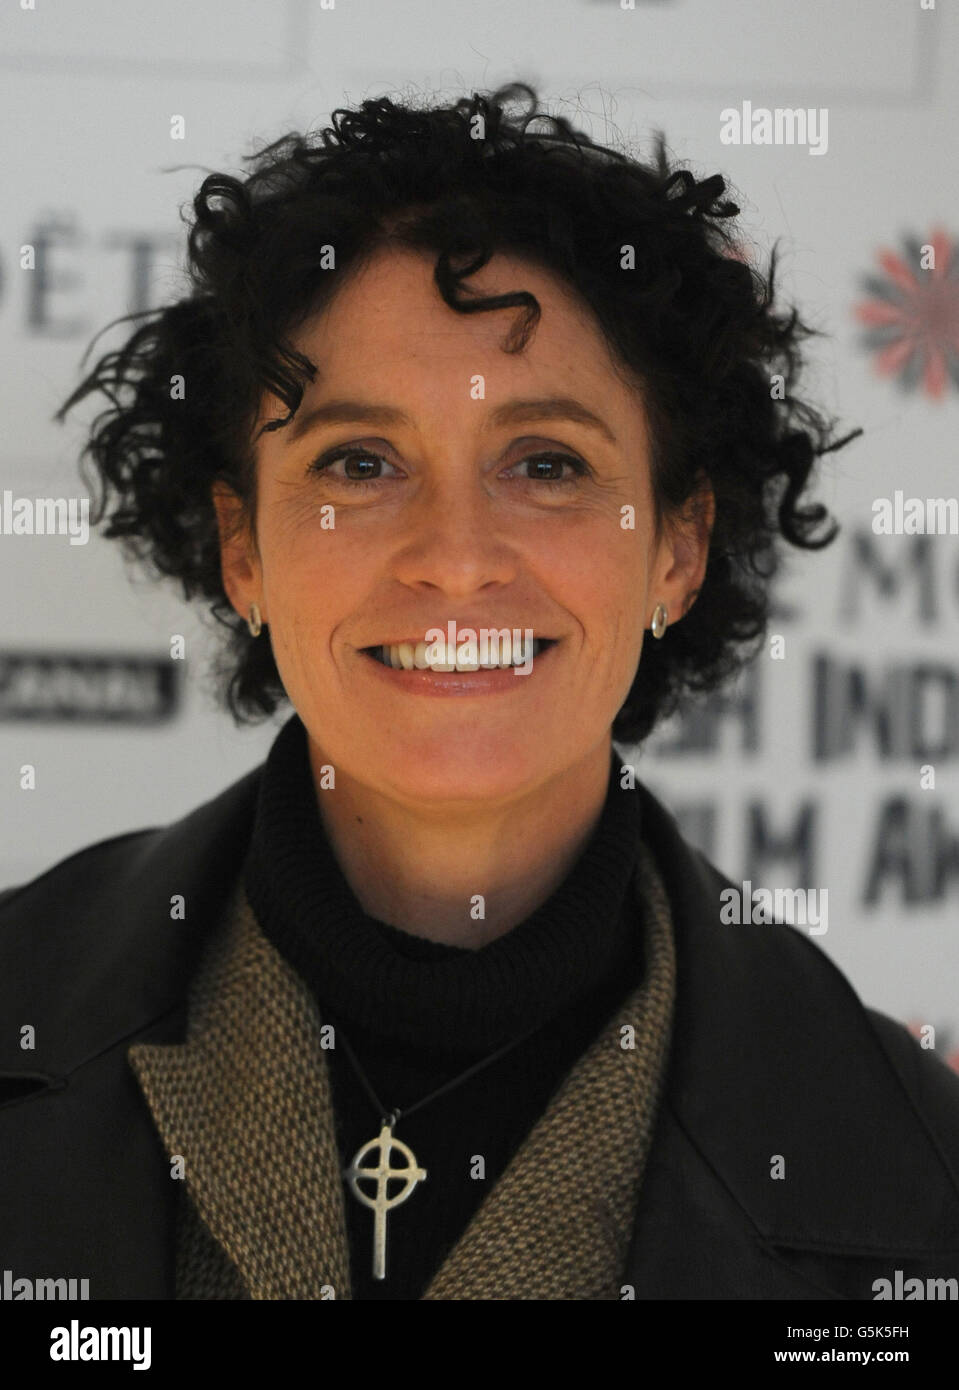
336, 1021, 539, 1280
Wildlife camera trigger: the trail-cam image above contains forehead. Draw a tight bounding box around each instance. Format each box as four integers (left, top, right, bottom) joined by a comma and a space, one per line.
289, 244, 636, 394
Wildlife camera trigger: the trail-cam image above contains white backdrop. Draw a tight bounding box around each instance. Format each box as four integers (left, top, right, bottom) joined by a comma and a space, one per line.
1, 0, 957, 1060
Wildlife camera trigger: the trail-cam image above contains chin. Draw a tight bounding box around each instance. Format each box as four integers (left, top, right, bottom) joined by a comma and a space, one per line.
374, 735, 556, 806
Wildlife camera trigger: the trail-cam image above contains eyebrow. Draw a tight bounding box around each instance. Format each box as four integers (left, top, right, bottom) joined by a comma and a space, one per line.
281, 395, 618, 446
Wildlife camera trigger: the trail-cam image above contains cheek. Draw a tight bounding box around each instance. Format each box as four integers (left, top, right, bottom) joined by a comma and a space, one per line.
259, 528, 368, 685
268, 608, 310, 690
261, 520, 345, 615
542, 522, 648, 633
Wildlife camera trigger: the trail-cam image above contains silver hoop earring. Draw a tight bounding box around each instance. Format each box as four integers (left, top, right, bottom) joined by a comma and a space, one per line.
247, 603, 262, 638
650, 603, 668, 640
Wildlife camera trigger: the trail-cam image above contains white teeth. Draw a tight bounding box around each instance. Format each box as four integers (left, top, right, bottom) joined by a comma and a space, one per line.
378, 636, 544, 670
455, 641, 479, 673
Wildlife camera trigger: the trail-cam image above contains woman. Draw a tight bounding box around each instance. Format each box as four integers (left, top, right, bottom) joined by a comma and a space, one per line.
1, 84, 957, 1303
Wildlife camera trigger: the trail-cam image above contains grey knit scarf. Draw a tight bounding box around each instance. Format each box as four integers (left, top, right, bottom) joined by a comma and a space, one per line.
129, 837, 676, 1300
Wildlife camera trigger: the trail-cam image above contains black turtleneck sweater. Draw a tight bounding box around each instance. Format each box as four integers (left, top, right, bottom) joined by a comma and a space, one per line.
243, 714, 647, 1300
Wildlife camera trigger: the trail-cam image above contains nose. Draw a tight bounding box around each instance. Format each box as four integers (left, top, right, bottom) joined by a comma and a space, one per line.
388, 472, 518, 599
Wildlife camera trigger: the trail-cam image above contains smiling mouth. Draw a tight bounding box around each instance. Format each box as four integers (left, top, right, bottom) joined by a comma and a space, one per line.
361, 637, 558, 670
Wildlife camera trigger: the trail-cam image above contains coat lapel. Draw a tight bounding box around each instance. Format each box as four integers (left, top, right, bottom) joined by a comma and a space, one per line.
129, 880, 352, 1300
423, 839, 676, 1299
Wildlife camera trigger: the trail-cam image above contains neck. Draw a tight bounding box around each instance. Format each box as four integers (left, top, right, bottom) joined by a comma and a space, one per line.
307, 740, 614, 948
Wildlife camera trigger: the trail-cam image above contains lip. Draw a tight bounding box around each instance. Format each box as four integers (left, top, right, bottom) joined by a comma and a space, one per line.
356, 638, 560, 697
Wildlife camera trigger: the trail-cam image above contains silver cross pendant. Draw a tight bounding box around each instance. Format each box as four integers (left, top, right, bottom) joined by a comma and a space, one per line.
344, 1121, 428, 1280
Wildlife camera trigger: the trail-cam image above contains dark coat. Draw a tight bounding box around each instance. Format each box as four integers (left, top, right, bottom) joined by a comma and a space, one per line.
2, 763, 958, 1300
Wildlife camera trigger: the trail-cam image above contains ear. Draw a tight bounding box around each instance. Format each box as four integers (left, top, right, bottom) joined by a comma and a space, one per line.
210, 482, 264, 623
650, 473, 715, 626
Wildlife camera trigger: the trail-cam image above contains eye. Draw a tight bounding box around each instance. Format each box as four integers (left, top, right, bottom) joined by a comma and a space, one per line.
305, 445, 591, 489
306, 448, 400, 487
505, 452, 590, 485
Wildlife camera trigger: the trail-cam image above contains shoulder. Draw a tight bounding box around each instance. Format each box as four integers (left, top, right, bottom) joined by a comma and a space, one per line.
862, 1003, 959, 1175
0, 824, 162, 913
0, 762, 263, 1076
0, 759, 262, 930
633, 777, 959, 1242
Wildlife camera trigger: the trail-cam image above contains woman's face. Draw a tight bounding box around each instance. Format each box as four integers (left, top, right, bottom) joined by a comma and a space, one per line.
215, 245, 710, 807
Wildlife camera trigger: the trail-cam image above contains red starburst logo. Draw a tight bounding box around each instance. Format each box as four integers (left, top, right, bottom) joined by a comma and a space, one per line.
853, 227, 959, 399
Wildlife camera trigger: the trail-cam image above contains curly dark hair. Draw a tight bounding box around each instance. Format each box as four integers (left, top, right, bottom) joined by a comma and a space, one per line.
55, 81, 861, 745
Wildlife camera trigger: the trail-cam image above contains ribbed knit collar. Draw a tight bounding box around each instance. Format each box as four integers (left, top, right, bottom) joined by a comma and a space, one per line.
243, 714, 644, 1053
